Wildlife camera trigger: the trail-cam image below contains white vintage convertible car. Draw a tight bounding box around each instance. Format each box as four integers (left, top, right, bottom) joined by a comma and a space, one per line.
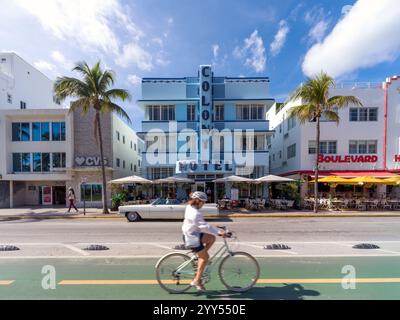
119, 198, 220, 222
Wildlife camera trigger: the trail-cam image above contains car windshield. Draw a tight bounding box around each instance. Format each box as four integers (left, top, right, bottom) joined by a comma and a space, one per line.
151, 198, 181, 205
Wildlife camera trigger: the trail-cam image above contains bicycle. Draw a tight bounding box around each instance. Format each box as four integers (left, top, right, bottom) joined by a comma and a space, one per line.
155, 226, 260, 293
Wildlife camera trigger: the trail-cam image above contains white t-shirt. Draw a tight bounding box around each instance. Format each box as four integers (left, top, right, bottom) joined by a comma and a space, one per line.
182, 205, 219, 236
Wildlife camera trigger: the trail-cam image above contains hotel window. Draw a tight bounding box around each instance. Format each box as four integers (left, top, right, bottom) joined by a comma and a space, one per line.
51, 122, 66, 141
81, 184, 102, 202
236, 104, 264, 120
122, 136, 125, 144
134, 164, 137, 172
134, 143, 137, 151
12, 123, 30, 141
123, 160, 126, 169
32, 122, 50, 141
7, 93, 12, 104
254, 135, 265, 151
215, 105, 224, 121
287, 116, 296, 131
116, 131, 120, 141
20, 101, 27, 109
52, 153, 66, 169
130, 163, 133, 171
349, 108, 378, 121
187, 105, 196, 121
116, 158, 120, 167
309, 141, 337, 154
147, 167, 174, 179
147, 105, 175, 121
279, 151, 282, 159
287, 144, 296, 159
13, 153, 31, 172
349, 140, 377, 154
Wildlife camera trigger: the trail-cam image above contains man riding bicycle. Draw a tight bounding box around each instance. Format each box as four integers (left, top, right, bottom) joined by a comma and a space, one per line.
182, 191, 227, 291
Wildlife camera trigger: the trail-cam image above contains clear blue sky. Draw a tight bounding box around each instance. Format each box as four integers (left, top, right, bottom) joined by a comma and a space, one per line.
1, 0, 399, 131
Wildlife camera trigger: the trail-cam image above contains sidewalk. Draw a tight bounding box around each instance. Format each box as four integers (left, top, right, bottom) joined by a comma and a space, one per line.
1, 207, 400, 220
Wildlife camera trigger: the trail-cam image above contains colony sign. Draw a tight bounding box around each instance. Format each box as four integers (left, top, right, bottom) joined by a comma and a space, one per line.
318, 155, 378, 163
75, 156, 108, 167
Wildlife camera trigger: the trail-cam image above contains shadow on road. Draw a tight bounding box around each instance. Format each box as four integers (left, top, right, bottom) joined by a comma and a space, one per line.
187, 284, 320, 300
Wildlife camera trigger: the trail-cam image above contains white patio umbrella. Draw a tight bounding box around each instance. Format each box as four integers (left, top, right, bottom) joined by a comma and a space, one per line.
255, 175, 295, 183
212, 175, 255, 183
213, 175, 255, 199
153, 176, 194, 184
108, 175, 153, 184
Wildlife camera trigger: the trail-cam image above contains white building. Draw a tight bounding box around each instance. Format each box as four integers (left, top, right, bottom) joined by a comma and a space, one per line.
267, 75, 400, 197
0, 52, 60, 110
0, 52, 143, 208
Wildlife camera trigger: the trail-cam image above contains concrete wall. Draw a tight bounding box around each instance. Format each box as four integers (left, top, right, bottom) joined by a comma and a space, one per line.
0, 181, 10, 208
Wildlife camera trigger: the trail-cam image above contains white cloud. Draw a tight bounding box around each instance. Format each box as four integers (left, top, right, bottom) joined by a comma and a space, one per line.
270, 20, 289, 56
234, 30, 266, 73
15, 0, 156, 70
167, 17, 174, 25
212, 44, 219, 59
50, 50, 74, 70
302, 0, 400, 78
127, 74, 141, 86
308, 20, 328, 43
34, 60, 55, 72
152, 37, 163, 47
116, 43, 153, 71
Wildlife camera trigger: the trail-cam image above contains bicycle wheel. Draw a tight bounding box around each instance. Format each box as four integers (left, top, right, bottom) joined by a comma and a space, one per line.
218, 252, 260, 292
156, 252, 196, 294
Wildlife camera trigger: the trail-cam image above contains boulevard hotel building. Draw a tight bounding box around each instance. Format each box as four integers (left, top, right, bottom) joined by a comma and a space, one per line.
0, 52, 142, 208
266, 75, 400, 198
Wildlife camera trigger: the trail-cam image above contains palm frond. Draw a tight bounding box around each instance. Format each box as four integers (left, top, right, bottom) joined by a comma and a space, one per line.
327, 95, 363, 109
100, 100, 131, 124
103, 88, 131, 102
98, 70, 116, 93
54, 77, 90, 101
322, 110, 340, 124
288, 104, 317, 124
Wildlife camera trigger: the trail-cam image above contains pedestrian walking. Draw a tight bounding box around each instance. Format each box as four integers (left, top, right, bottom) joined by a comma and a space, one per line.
67, 187, 79, 213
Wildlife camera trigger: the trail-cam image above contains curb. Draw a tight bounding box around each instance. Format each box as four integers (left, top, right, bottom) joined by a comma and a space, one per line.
1, 213, 400, 220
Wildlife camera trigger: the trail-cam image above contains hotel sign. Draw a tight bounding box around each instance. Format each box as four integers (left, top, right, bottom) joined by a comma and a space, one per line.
318, 155, 378, 163
176, 160, 233, 174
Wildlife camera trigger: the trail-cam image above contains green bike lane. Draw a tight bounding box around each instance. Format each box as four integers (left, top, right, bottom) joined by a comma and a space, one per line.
0, 256, 400, 300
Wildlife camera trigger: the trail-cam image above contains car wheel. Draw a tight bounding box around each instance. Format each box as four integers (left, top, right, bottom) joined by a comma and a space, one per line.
126, 212, 141, 222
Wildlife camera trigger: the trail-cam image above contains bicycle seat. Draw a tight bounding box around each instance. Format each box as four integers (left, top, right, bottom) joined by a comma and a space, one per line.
217, 226, 227, 230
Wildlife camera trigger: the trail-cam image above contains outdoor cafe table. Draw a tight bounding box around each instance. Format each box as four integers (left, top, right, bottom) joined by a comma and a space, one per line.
270, 199, 294, 210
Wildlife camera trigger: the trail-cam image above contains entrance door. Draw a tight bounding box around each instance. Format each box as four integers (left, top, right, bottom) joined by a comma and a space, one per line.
205, 182, 215, 203
42, 186, 52, 206
192, 182, 205, 193
53, 186, 66, 205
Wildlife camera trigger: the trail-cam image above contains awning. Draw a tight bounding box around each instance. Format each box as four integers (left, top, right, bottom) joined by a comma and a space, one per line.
310, 176, 355, 184
153, 176, 194, 184
108, 175, 153, 184
256, 175, 295, 183
307, 171, 400, 179
213, 175, 255, 183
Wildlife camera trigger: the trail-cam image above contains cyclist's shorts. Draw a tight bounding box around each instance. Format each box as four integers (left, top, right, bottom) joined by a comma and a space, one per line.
182, 233, 205, 253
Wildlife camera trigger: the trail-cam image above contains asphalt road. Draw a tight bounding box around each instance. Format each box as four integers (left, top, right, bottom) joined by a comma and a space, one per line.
0, 217, 400, 299
1, 217, 400, 243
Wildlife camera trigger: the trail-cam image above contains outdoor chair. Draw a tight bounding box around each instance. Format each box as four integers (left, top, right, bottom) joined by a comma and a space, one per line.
355, 199, 367, 211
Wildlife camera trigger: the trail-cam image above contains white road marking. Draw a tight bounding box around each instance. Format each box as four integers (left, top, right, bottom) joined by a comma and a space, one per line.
62, 244, 90, 256
240, 243, 298, 255
0, 253, 400, 259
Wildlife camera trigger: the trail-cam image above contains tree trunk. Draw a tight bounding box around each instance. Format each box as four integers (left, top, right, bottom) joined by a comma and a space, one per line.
96, 111, 109, 214
314, 116, 320, 213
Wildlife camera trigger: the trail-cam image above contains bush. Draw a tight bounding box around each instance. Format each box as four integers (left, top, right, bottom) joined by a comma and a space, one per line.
111, 189, 129, 211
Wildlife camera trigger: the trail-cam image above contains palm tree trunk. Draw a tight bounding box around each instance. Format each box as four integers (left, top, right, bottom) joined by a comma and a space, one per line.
96, 111, 109, 214
314, 116, 320, 213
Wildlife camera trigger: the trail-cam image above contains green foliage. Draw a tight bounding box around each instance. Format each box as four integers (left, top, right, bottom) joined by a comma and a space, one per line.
111, 190, 129, 211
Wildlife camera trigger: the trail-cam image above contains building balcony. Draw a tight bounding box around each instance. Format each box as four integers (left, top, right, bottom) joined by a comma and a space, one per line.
212, 120, 271, 132
140, 121, 199, 134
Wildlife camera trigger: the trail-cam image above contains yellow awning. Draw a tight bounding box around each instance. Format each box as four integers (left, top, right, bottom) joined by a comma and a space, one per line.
383, 176, 400, 185
310, 176, 354, 184
346, 176, 386, 185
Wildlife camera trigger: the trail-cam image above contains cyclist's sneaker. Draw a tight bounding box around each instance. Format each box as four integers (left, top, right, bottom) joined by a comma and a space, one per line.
190, 280, 206, 291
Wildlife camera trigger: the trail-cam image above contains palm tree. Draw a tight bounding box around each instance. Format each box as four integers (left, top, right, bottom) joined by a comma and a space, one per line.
288, 72, 362, 213
54, 61, 131, 214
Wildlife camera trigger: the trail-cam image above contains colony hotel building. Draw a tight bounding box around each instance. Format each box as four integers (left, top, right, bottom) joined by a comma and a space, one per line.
266, 75, 400, 198
0, 52, 142, 208
138, 65, 275, 200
